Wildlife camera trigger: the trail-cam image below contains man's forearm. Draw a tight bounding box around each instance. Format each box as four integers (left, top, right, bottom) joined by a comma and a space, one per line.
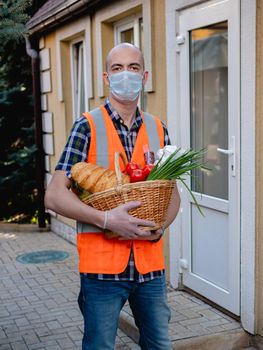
44, 172, 104, 228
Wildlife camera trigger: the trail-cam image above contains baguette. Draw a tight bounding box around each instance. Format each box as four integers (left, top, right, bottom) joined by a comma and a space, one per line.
71, 162, 130, 193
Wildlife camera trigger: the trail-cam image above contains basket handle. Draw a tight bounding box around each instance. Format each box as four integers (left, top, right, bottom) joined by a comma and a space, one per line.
114, 151, 127, 186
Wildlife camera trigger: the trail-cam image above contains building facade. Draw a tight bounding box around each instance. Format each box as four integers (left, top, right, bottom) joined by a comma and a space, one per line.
27, 0, 263, 336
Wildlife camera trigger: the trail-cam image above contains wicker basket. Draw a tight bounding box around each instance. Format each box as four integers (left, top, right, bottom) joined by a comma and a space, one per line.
82, 152, 176, 237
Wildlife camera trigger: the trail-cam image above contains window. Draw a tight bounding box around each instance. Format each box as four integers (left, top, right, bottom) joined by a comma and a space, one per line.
71, 40, 86, 120
114, 15, 147, 110
95, 1, 153, 97
114, 15, 143, 47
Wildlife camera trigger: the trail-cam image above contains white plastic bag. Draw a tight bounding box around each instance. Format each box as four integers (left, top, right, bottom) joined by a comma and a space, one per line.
156, 145, 184, 165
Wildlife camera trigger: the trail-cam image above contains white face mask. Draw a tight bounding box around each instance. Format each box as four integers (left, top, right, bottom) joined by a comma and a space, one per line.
108, 70, 143, 101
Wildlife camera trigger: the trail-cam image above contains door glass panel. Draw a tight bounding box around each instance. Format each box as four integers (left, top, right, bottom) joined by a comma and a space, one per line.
190, 22, 228, 200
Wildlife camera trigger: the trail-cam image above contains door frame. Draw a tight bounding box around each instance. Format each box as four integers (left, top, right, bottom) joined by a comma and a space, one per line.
165, 0, 256, 333
180, 0, 240, 316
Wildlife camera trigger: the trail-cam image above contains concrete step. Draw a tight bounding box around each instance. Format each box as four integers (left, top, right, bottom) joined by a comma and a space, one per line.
170, 330, 249, 350
250, 335, 263, 350
119, 290, 250, 350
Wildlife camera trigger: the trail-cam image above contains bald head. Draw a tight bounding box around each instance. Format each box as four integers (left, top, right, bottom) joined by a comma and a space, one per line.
105, 43, 145, 72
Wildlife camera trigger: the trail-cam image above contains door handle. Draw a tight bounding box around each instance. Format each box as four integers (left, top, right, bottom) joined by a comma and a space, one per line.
217, 136, 236, 177
217, 148, 234, 155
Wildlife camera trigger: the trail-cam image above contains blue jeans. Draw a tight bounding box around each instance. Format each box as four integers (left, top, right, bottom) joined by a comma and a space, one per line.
78, 274, 171, 350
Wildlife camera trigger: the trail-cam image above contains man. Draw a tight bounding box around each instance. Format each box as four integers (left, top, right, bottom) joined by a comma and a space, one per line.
45, 43, 180, 350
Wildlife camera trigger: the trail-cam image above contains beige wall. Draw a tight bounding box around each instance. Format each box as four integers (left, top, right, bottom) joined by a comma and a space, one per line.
147, 0, 167, 120
256, 0, 263, 336
42, 32, 74, 228
42, 33, 68, 173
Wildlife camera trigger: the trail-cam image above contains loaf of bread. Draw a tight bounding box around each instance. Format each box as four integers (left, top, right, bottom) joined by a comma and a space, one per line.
71, 162, 130, 193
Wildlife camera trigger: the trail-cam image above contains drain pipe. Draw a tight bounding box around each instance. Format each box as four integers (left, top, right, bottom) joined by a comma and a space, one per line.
25, 35, 46, 228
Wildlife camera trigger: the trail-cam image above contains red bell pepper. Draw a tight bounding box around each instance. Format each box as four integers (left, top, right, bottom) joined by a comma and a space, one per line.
126, 162, 140, 175
130, 168, 147, 183
142, 164, 154, 178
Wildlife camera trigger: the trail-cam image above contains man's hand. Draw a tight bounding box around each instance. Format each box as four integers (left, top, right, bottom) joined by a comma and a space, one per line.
106, 201, 157, 239
118, 227, 163, 241
134, 228, 163, 241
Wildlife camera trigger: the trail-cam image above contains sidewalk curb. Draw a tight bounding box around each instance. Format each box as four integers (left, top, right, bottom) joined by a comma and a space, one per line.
119, 309, 250, 350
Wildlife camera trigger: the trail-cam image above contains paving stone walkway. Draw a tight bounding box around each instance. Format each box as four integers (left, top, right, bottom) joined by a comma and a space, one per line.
0, 230, 139, 349
122, 289, 243, 339
0, 228, 251, 349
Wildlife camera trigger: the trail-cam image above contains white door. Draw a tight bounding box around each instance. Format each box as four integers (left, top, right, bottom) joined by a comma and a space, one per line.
178, 0, 240, 315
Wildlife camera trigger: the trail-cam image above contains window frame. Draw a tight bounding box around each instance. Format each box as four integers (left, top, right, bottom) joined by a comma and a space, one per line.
95, 0, 153, 97
113, 14, 146, 109
55, 17, 92, 103
114, 14, 142, 47
70, 38, 86, 121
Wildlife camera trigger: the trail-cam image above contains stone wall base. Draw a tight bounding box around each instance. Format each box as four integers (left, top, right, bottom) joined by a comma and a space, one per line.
51, 217, 76, 246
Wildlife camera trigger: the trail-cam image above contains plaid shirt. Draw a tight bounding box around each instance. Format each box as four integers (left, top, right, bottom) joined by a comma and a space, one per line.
56, 98, 170, 282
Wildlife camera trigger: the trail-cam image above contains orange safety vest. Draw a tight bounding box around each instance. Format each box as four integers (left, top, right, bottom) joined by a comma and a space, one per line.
76, 105, 165, 274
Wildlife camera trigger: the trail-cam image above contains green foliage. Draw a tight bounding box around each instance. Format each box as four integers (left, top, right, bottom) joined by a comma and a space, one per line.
0, 87, 37, 221
0, 39, 32, 90
0, 0, 46, 222
0, 0, 32, 42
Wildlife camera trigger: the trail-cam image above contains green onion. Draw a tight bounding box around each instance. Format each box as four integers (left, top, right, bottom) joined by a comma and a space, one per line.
147, 148, 207, 216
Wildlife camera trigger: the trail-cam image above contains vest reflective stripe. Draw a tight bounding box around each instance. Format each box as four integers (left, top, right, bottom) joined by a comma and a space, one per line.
89, 108, 109, 169
76, 108, 109, 234
143, 112, 161, 154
